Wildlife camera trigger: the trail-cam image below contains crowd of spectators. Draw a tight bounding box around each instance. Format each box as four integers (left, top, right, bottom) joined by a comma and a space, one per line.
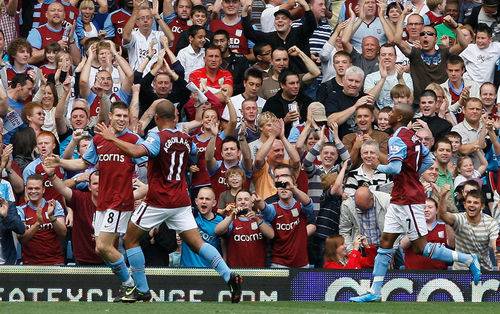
0, 0, 499, 271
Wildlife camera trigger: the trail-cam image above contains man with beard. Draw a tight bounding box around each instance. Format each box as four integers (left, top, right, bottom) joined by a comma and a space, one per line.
395, 8, 468, 102
350, 105, 481, 302
212, 29, 249, 96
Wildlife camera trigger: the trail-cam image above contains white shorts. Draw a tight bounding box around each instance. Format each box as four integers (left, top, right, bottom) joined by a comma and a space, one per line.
92, 209, 132, 236
131, 202, 197, 233
383, 203, 428, 241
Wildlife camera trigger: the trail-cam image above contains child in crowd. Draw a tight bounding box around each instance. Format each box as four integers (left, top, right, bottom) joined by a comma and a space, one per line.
323, 235, 375, 269
40, 43, 62, 79
446, 131, 462, 172
218, 167, 246, 214
376, 107, 391, 132
390, 84, 413, 107
454, 154, 488, 189
425, 0, 447, 25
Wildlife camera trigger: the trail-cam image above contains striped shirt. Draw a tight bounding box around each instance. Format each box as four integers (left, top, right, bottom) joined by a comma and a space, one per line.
452, 212, 499, 271
344, 165, 393, 197
303, 141, 350, 213
292, 18, 332, 81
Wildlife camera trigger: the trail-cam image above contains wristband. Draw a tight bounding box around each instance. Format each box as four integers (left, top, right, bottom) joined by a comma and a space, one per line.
257, 220, 264, 227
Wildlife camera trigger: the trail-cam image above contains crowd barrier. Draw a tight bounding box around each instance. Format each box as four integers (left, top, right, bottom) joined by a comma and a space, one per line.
0, 266, 499, 302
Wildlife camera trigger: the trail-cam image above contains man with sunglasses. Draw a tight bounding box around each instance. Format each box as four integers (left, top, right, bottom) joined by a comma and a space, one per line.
395, 9, 468, 103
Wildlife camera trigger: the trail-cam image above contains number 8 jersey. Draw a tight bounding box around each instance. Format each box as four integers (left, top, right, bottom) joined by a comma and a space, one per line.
141, 128, 196, 208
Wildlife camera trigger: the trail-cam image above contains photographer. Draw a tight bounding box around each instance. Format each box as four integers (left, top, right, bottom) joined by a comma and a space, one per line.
255, 171, 314, 268
215, 190, 274, 268
323, 234, 374, 269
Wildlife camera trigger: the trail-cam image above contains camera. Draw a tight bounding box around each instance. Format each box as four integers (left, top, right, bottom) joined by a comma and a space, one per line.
275, 181, 287, 189
237, 209, 248, 216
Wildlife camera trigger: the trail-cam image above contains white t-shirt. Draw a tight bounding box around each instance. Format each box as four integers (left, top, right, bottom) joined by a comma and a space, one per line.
123, 29, 163, 73
460, 42, 500, 83
222, 94, 266, 124
364, 71, 413, 109
260, 4, 280, 33
89, 66, 121, 94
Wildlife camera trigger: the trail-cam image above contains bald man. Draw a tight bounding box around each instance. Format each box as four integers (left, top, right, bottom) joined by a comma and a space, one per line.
340, 187, 390, 253
95, 100, 243, 303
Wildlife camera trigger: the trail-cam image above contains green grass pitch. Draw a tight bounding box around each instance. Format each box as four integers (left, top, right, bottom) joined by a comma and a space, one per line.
1, 302, 498, 314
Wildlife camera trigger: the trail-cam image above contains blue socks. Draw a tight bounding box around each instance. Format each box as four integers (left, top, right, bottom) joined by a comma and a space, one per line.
198, 243, 231, 282
370, 248, 395, 295
423, 242, 472, 265
109, 255, 134, 287
126, 247, 149, 293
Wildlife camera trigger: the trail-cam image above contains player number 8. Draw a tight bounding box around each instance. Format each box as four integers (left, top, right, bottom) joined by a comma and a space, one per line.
107, 212, 115, 224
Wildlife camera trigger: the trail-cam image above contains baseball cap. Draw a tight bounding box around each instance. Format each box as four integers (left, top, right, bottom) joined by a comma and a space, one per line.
274, 9, 292, 20
309, 102, 328, 122
483, 0, 498, 7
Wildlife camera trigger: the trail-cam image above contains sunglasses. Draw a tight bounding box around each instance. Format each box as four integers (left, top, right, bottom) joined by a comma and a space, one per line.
420, 31, 436, 36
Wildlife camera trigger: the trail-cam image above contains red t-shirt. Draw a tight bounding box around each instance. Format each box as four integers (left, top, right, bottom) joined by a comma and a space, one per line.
189, 67, 234, 91
271, 201, 309, 267
210, 19, 249, 55
21, 201, 64, 265
68, 190, 102, 264
168, 17, 190, 53
226, 218, 267, 267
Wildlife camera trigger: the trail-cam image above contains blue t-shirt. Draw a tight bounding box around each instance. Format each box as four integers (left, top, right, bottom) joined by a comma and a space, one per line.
180, 210, 223, 267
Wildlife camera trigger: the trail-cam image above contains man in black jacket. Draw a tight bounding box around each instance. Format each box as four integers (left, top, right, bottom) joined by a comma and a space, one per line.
240, 0, 316, 74
262, 69, 312, 137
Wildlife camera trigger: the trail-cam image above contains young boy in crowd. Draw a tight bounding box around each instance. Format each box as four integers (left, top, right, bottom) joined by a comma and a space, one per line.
446, 131, 462, 173
425, 0, 447, 25
376, 107, 392, 133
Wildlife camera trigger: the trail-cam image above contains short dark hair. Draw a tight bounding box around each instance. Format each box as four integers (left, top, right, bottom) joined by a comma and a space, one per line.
476, 23, 492, 37
464, 189, 484, 204
205, 45, 222, 55
188, 25, 205, 38
10, 73, 34, 89
244, 67, 263, 82
191, 4, 207, 16
213, 29, 230, 40
252, 42, 271, 56
446, 131, 462, 141
434, 137, 452, 150
110, 101, 129, 113
278, 69, 299, 85
380, 43, 396, 54
26, 174, 45, 185
447, 55, 464, 67
386, 1, 403, 16
222, 135, 240, 150
420, 89, 437, 101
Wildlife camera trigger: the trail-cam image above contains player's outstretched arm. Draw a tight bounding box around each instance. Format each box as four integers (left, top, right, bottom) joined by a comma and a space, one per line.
94, 123, 148, 157
376, 159, 402, 175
